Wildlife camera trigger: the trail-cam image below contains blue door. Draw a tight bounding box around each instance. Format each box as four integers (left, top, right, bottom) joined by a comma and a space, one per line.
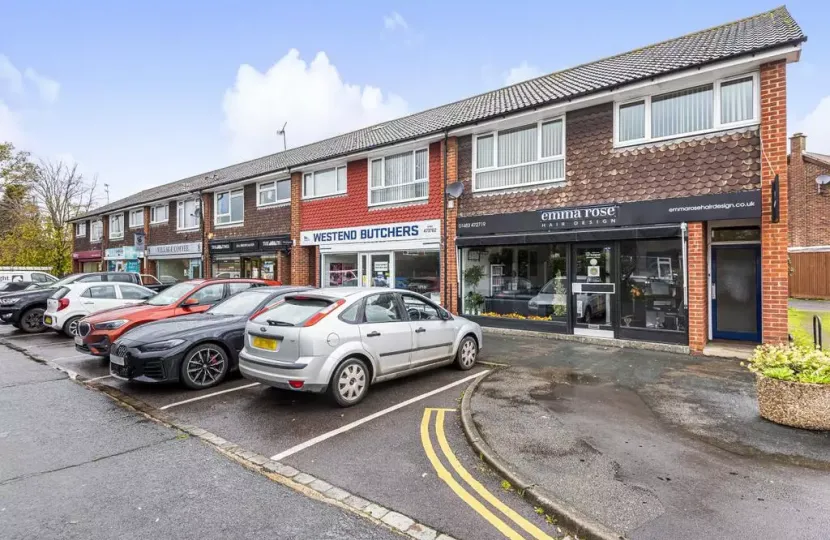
711, 245, 761, 342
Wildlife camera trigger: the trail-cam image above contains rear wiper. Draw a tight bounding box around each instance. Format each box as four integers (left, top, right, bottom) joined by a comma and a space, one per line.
266, 319, 294, 327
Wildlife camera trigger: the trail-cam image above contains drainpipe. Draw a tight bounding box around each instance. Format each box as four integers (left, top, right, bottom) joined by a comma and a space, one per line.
442, 132, 448, 308
681, 222, 689, 324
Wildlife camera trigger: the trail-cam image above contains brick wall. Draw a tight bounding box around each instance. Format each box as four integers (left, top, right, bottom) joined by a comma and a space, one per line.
788, 134, 830, 248
210, 183, 291, 240
105, 210, 131, 250
147, 201, 202, 247
687, 222, 708, 353
73, 220, 92, 252
290, 171, 313, 286
442, 138, 459, 313
760, 60, 789, 344
457, 103, 761, 216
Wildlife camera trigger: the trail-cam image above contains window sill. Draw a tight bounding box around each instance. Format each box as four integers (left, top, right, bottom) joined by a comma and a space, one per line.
129, 225, 143, 230
109, 236, 124, 241
472, 178, 566, 195
214, 222, 244, 229
256, 201, 290, 209
177, 227, 199, 233
613, 121, 759, 149
302, 191, 347, 202
368, 198, 429, 210
150, 221, 168, 226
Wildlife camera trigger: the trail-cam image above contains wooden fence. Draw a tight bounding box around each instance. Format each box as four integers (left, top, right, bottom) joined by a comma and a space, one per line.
790, 251, 830, 299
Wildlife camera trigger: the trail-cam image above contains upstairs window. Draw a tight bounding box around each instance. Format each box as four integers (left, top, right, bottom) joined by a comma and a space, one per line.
76, 222, 87, 238
90, 220, 103, 243
109, 214, 124, 240
473, 117, 565, 192
129, 209, 144, 229
615, 72, 758, 146
150, 204, 168, 224
215, 189, 244, 225
369, 149, 429, 206
177, 199, 200, 231
303, 166, 347, 199
258, 179, 291, 206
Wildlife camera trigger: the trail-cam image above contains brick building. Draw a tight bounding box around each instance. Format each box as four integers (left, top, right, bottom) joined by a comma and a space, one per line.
70, 7, 805, 352
788, 133, 830, 298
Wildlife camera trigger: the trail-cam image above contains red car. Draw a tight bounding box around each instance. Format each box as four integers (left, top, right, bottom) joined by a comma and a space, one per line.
75, 278, 278, 357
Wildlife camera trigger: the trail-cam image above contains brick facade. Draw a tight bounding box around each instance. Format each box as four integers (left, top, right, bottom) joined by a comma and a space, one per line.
788, 134, 830, 248
759, 60, 789, 344
687, 222, 708, 353
442, 138, 459, 313
209, 183, 291, 241
290, 172, 313, 286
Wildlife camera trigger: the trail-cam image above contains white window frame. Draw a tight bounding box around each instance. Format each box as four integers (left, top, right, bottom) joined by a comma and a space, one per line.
472, 116, 566, 193
214, 189, 244, 226
109, 214, 124, 240
150, 204, 168, 224
367, 148, 430, 207
176, 199, 201, 232
613, 72, 760, 148
302, 166, 347, 200
257, 178, 291, 207
90, 220, 103, 243
75, 222, 87, 238
128, 209, 144, 229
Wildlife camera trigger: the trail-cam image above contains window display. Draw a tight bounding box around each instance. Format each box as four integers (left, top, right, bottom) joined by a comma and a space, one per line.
324, 254, 358, 287
212, 259, 241, 279
619, 239, 685, 331
395, 251, 439, 300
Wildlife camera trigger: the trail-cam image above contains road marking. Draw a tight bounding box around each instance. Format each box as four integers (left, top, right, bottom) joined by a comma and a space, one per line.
85, 374, 113, 382
270, 370, 489, 461
159, 382, 261, 410
51, 354, 97, 362
421, 409, 525, 540
433, 409, 554, 540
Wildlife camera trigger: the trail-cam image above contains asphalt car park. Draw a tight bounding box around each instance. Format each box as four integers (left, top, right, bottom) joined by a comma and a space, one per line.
0, 322, 563, 540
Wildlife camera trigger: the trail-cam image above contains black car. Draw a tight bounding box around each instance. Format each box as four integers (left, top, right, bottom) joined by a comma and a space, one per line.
0, 281, 39, 297
109, 286, 310, 390
0, 272, 156, 333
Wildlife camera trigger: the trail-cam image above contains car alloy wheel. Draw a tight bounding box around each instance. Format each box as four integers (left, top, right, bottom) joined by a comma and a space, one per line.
455, 336, 477, 370
64, 316, 82, 338
329, 358, 369, 407
181, 345, 228, 390
20, 307, 46, 333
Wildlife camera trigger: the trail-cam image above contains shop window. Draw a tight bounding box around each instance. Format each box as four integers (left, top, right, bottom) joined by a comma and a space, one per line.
76, 222, 87, 237
303, 166, 347, 199
711, 226, 760, 243
157, 259, 193, 283
212, 259, 240, 279
129, 209, 144, 229
395, 251, 440, 302
109, 214, 124, 240
151, 205, 168, 224
323, 254, 359, 287
215, 189, 244, 225
619, 239, 685, 331
177, 199, 200, 231
461, 244, 567, 322
369, 149, 429, 206
258, 179, 291, 206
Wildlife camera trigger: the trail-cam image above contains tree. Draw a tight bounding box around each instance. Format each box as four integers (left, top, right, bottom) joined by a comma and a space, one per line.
0, 142, 38, 189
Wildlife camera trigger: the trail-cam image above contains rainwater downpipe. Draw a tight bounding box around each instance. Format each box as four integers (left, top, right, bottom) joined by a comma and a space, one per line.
442, 131, 448, 309
681, 222, 689, 318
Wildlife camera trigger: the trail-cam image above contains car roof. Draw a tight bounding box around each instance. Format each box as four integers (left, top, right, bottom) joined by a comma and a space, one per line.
294, 287, 430, 300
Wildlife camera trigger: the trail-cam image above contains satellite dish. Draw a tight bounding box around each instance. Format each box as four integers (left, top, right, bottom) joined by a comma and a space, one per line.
816, 175, 830, 194
445, 181, 465, 199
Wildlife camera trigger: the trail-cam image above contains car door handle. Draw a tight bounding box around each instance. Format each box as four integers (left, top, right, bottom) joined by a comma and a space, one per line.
415, 327, 426, 333
366, 331, 381, 337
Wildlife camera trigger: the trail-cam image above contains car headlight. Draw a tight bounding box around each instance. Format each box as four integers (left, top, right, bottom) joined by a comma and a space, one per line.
0, 297, 20, 305
138, 339, 186, 352
93, 319, 128, 331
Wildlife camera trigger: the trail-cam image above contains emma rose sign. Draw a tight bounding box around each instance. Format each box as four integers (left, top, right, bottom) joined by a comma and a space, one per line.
300, 220, 441, 246
540, 205, 617, 228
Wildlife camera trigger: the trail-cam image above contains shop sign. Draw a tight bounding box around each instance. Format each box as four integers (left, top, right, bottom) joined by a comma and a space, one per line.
457, 190, 762, 237
104, 246, 143, 260
300, 219, 441, 246
134, 231, 146, 252
72, 250, 102, 260
147, 242, 202, 258
208, 236, 291, 254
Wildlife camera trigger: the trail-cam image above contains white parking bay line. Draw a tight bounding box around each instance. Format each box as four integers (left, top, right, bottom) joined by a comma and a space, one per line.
270, 370, 489, 462
159, 382, 261, 410
85, 374, 113, 382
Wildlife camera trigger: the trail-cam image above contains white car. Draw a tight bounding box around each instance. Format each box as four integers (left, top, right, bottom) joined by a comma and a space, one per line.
44, 282, 156, 337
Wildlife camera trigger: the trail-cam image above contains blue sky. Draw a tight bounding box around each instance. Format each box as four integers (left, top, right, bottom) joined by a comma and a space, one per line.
1, 1, 827, 203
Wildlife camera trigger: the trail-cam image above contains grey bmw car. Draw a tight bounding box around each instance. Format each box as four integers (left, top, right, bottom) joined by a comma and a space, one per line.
238, 288, 482, 407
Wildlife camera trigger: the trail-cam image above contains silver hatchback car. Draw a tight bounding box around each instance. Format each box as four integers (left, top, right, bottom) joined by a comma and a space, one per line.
238, 288, 482, 407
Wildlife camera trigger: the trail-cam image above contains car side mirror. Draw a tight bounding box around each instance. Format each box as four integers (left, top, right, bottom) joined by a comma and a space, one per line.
183, 297, 200, 307
440, 309, 451, 320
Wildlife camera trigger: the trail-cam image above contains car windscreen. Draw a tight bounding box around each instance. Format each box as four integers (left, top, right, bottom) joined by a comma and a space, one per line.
50, 287, 71, 300
146, 282, 198, 306
208, 290, 270, 316
52, 275, 83, 288
252, 297, 332, 326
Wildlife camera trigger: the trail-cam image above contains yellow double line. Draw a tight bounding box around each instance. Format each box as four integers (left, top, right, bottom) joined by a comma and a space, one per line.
420, 408, 554, 540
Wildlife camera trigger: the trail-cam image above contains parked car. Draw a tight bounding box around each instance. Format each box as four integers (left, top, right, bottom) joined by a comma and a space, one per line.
0, 272, 153, 333
43, 282, 156, 337
527, 276, 568, 317
238, 288, 482, 407
109, 286, 310, 390
0, 281, 39, 297
0, 269, 57, 284
76, 278, 278, 357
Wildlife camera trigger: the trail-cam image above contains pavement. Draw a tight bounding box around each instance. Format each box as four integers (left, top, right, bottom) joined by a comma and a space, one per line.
466, 334, 830, 540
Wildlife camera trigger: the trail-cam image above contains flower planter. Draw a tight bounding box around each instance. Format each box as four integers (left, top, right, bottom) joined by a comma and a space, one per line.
756, 374, 830, 430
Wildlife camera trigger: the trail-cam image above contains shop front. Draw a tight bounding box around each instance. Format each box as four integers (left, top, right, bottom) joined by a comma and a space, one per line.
104, 246, 143, 273
147, 242, 202, 284
72, 250, 103, 273
300, 220, 442, 303
457, 191, 762, 345
209, 235, 291, 280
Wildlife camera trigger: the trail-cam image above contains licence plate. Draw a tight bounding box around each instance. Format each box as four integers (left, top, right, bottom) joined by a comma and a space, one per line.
74, 336, 83, 346
110, 354, 125, 366
44, 315, 53, 325
252, 336, 279, 351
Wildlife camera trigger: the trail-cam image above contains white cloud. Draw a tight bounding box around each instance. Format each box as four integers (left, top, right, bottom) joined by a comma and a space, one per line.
222, 49, 409, 162
24, 68, 60, 104
504, 61, 544, 86
0, 100, 24, 143
794, 96, 830, 154
0, 55, 23, 95
383, 12, 408, 31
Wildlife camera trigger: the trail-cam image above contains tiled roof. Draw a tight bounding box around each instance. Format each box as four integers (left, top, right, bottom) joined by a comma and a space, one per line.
78, 6, 804, 220
804, 152, 830, 168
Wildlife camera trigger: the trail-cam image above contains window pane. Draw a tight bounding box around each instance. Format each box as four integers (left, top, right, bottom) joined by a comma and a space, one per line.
259, 183, 275, 205
395, 251, 440, 302
476, 135, 494, 169
217, 193, 229, 215
370, 159, 383, 187
401, 295, 441, 320
312, 168, 337, 196
364, 293, 403, 323
498, 124, 537, 167
541, 120, 563, 158
303, 173, 313, 196
121, 286, 151, 300
276, 179, 290, 201
618, 101, 646, 142
230, 191, 243, 221
475, 160, 563, 190
651, 85, 713, 138
619, 238, 685, 331
323, 253, 358, 287
415, 149, 428, 180
384, 152, 411, 187
721, 77, 753, 124
190, 284, 225, 305
85, 285, 117, 299
711, 227, 760, 242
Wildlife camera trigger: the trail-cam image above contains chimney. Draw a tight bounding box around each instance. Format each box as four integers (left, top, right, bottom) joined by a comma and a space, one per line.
791, 132, 806, 159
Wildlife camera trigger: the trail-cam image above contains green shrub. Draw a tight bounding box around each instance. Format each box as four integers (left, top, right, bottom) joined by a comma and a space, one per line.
746, 344, 830, 384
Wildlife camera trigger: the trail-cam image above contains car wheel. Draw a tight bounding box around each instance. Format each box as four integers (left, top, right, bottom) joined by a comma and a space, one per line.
455, 335, 478, 371
180, 344, 229, 390
19, 307, 46, 333
63, 316, 83, 338
328, 357, 369, 407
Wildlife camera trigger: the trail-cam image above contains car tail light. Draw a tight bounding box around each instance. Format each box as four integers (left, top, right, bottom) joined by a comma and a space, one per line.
288, 380, 304, 389
303, 299, 346, 327
57, 298, 70, 311
249, 299, 285, 321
